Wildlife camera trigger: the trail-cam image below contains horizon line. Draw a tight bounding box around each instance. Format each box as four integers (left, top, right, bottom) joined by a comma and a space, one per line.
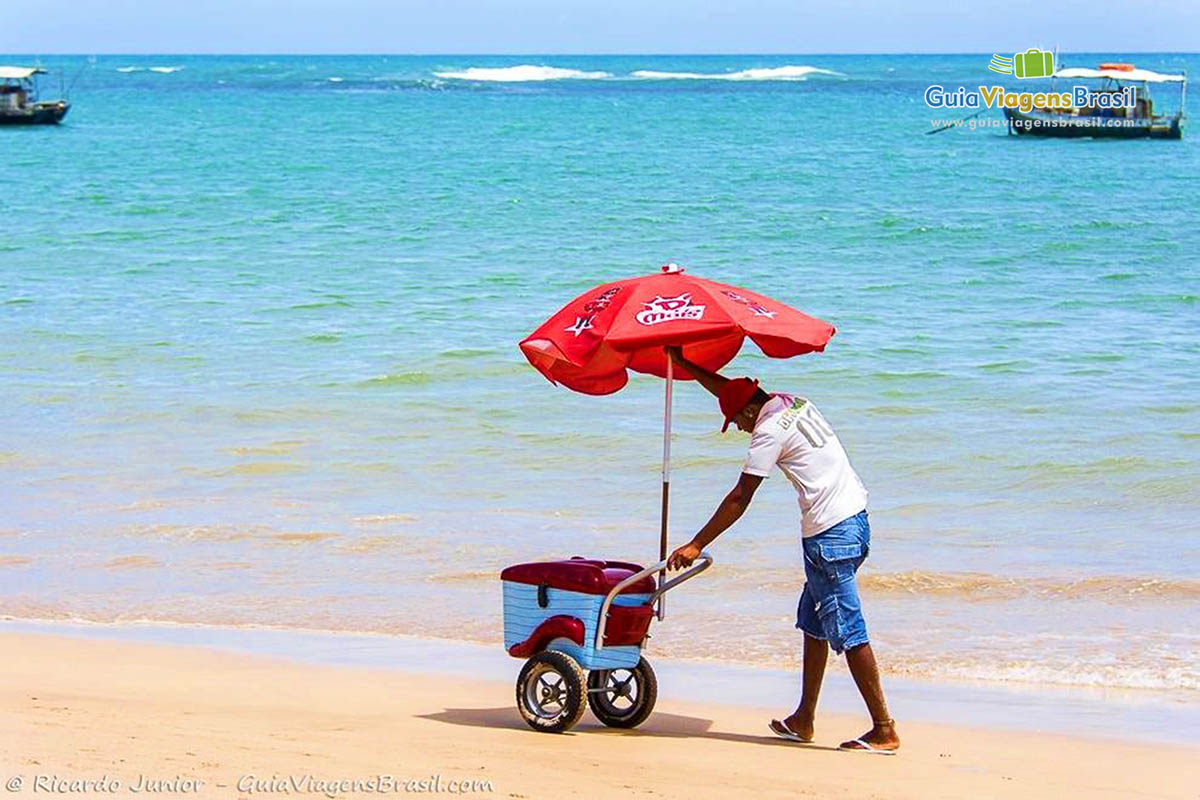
3, 50, 1199, 58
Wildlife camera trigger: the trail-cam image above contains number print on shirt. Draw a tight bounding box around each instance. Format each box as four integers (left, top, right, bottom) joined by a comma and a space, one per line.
779, 398, 834, 448
796, 404, 835, 448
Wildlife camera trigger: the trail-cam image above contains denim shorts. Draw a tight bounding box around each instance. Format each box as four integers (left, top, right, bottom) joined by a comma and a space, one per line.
796, 510, 870, 654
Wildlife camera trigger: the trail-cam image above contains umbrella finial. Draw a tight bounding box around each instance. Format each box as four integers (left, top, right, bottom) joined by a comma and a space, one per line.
661, 262, 684, 274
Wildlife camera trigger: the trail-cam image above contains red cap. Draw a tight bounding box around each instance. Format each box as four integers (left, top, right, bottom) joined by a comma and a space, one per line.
719, 378, 760, 432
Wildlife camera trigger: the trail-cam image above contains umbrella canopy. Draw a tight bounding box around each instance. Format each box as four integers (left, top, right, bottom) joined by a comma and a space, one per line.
518, 264, 835, 616
520, 264, 835, 394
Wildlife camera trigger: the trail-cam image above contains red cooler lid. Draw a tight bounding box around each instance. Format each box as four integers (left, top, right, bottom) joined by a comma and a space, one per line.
501, 557, 655, 595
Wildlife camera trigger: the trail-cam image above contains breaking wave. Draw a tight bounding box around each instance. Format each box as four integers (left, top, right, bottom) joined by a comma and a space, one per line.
859, 571, 1200, 601
706, 566, 1200, 603
885, 655, 1200, 693
631, 65, 841, 81
433, 65, 612, 82
422, 63, 840, 84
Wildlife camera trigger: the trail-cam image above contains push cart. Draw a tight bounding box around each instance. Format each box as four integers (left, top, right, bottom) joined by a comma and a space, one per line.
501, 553, 712, 733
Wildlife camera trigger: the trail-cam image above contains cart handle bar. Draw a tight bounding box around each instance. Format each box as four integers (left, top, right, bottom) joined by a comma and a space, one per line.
595, 553, 713, 651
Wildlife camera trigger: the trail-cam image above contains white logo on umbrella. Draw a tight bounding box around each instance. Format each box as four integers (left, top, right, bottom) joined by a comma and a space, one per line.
564, 315, 595, 337
635, 293, 707, 326
722, 290, 777, 318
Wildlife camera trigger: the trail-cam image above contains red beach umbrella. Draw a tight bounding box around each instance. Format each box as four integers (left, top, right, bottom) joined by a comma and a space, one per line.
519, 264, 835, 609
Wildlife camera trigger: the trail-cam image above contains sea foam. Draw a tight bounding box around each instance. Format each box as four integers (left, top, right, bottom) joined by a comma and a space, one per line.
631, 65, 840, 81
433, 65, 612, 82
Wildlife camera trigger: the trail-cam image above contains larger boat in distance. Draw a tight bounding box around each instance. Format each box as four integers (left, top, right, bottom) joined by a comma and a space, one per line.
0, 66, 70, 125
1005, 63, 1186, 140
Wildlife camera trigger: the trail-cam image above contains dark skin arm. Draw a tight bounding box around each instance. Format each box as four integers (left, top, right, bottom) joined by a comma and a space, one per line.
668, 471, 764, 569
666, 345, 728, 399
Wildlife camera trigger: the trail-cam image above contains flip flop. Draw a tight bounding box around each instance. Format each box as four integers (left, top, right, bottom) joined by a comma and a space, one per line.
769, 719, 814, 744
838, 738, 897, 755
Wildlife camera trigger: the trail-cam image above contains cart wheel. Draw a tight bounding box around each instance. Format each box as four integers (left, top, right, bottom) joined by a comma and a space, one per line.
587, 657, 657, 729
516, 651, 587, 733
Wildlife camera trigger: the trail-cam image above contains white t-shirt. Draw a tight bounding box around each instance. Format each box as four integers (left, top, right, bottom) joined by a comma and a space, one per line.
742, 394, 869, 537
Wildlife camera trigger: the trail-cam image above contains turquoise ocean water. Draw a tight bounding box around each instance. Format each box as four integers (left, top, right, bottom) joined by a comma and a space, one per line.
2, 54, 1198, 700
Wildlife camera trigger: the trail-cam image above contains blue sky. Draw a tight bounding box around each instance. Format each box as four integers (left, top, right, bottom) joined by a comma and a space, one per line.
4, 0, 1198, 54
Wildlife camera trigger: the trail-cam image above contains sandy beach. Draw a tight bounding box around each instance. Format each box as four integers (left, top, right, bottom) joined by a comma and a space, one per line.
3, 32, 1198, 800
2, 631, 1193, 800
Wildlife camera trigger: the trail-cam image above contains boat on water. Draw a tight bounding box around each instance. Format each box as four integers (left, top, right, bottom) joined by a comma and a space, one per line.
0, 66, 70, 126
1005, 63, 1187, 140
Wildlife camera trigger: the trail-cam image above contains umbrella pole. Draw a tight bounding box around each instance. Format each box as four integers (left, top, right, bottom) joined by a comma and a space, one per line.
657, 356, 673, 620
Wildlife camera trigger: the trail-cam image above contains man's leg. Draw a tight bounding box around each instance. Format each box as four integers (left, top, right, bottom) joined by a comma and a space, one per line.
841, 642, 899, 750
781, 633, 828, 740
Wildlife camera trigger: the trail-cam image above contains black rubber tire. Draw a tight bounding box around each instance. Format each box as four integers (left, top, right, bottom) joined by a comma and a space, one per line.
516, 651, 587, 733
586, 657, 657, 729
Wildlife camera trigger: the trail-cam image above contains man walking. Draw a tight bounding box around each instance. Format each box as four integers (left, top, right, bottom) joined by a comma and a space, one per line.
664, 346, 899, 754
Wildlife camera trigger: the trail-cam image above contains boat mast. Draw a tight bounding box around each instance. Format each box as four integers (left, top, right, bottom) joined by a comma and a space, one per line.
1051, 44, 1059, 95
1182, 70, 1189, 123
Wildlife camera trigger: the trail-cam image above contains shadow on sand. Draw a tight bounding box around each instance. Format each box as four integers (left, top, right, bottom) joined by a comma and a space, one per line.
417, 706, 841, 751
